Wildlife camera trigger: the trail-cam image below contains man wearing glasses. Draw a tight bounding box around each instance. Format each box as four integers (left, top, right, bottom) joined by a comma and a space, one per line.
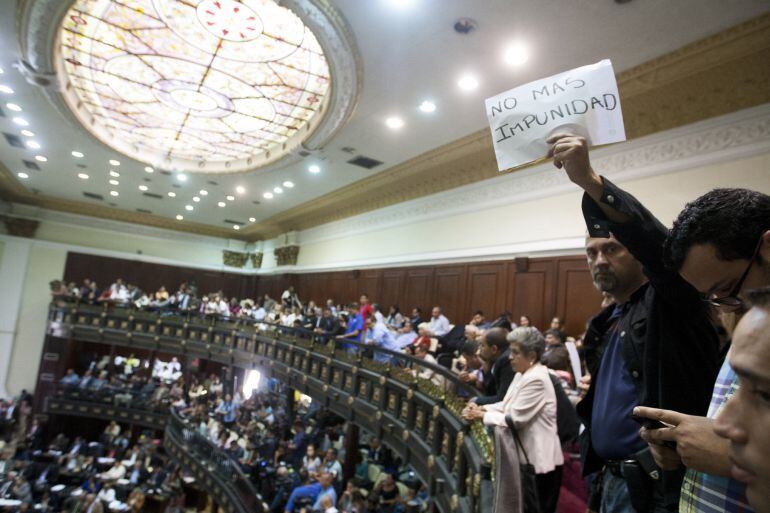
547, 133, 721, 513
634, 188, 769, 513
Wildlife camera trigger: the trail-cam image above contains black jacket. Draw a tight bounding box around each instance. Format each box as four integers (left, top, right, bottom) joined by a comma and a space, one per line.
476, 349, 514, 406
576, 178, 719, 506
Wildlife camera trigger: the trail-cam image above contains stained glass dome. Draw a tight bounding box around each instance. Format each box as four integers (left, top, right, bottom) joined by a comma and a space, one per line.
56, 0, 332, 173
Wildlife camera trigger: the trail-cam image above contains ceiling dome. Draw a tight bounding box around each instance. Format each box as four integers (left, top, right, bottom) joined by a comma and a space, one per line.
46, 0, 358, 174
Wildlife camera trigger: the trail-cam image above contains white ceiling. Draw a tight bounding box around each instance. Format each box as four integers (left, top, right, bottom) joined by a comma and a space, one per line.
0, 0, 768, 233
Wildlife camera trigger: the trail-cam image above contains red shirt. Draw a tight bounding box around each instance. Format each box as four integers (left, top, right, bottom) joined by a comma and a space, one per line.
359, 303, 373, 320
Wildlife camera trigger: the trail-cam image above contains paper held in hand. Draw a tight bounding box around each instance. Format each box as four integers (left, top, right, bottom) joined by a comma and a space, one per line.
485, 59, 626, 172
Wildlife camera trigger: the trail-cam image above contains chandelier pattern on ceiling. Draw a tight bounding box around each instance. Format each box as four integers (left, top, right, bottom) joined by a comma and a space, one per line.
59, 0, 331, 169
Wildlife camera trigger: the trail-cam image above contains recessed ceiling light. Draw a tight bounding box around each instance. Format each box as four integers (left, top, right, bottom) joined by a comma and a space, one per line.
138, 185, 148, 191
418, 100, 436, 113
176, 215, 184, 221
20, 130, 34, 137
217, 201, 226, 207
13, 117, 29, 126
226, 195, 235, 201
0, 85, 13, 94
110, 190, 119, 197
17, 172, 28, 179
503, 42, 529, 66
458, 74, 479, 91
236, 185, 246, 194
199, 189, 208, 196
109, 159, 120, 166
233, 225, 240, 230
283, 181, 294, 188
6, 103, 21, 112
78, 173, 89, 180
308, 164, 320, 174
273, 186, 283, 194
144, 166, 154, 173
389, 0, 412, 7
185, 204, 193, 211
263, 192, 274, 199
167, 191, 176, 198
249, 217, 256, 222
26, 141, 41, 149
385, 116, 404, 130
176, 173, 187, 182
71, 151, 84, 158
34, 155, 47, 162
109, 170, 120, 177
192, 196, 200, 202
109, 179, 119, 186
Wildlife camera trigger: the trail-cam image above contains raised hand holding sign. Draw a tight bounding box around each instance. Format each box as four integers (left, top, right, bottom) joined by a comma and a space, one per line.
485, 59, 626, 171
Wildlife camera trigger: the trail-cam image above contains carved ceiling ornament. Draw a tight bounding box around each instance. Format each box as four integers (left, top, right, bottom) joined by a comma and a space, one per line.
274, 245, 300, 266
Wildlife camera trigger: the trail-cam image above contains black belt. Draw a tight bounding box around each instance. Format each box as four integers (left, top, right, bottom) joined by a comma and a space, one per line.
605, 459, 634, 477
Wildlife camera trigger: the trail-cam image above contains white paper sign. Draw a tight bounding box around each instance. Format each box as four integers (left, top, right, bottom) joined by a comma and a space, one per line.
485, 59, 626, 171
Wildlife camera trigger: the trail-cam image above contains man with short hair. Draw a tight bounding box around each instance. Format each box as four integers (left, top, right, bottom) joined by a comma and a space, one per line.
410, 308, 423, 333
322, 449, 343, 483
427, 306, 450, 337
713, 287, 770, 513
359, 294, 373, 321
549, 133, 720, 512
632, 187, 770, 513
364, 315, 400, 363
315, 308, 339, 335
472, 328, 514, 406
469, 310, 491, 330
392, 321, 417, 350
336, 303, 363, 344
284, 471, 337, 513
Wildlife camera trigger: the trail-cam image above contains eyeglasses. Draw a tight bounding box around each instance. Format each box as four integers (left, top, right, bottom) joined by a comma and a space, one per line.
706, 236, 764, 308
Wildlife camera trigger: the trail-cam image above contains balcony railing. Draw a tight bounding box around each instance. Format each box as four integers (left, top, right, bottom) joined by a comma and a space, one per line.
48, 303, 494, 513
164, 408, 265, 513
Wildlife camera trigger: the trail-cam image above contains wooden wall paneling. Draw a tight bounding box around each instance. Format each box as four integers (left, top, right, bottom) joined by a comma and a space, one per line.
379, 269, 406, 312
432, 266, 467, 323
555, 256, 603, 338
465, 263, 507, 323
64, 252, 605, 335
359, 269, 382, 303
508, 259, 556, 331
404, 268, 434, 315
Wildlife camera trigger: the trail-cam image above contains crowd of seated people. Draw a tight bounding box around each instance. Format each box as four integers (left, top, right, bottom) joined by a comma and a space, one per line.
57, 356, 186, 413
0, 416, 188, 513
169, 377, 429, 513
46, 356, 431, 513
48, 279, 605, 509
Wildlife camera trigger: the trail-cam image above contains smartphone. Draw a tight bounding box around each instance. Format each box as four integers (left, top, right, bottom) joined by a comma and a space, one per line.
631, 415, 668, 431
630, 414, 677, 449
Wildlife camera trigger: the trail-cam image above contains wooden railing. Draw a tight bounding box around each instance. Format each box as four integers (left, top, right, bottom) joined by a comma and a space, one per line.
47, 303, 494, 513
164, 408, 265, 513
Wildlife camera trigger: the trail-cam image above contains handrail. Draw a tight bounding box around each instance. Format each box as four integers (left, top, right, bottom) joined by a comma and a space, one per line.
164, 408, 264, 513
48, 302, 494, 513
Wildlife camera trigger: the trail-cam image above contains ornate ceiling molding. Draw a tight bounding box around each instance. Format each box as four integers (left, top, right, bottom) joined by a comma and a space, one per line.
298, 103, 770, 247
1, 12, 768, 240
0, 161, 251, 240
245, 12, 770, 238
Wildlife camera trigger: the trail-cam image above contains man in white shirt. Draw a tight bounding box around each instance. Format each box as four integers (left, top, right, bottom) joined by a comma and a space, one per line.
427, 306, 451, 337
363, 316, 400, 363
98, 461, 126, 481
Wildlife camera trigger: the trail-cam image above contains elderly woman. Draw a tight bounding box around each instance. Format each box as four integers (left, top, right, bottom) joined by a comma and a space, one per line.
463, 327, 563, 513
